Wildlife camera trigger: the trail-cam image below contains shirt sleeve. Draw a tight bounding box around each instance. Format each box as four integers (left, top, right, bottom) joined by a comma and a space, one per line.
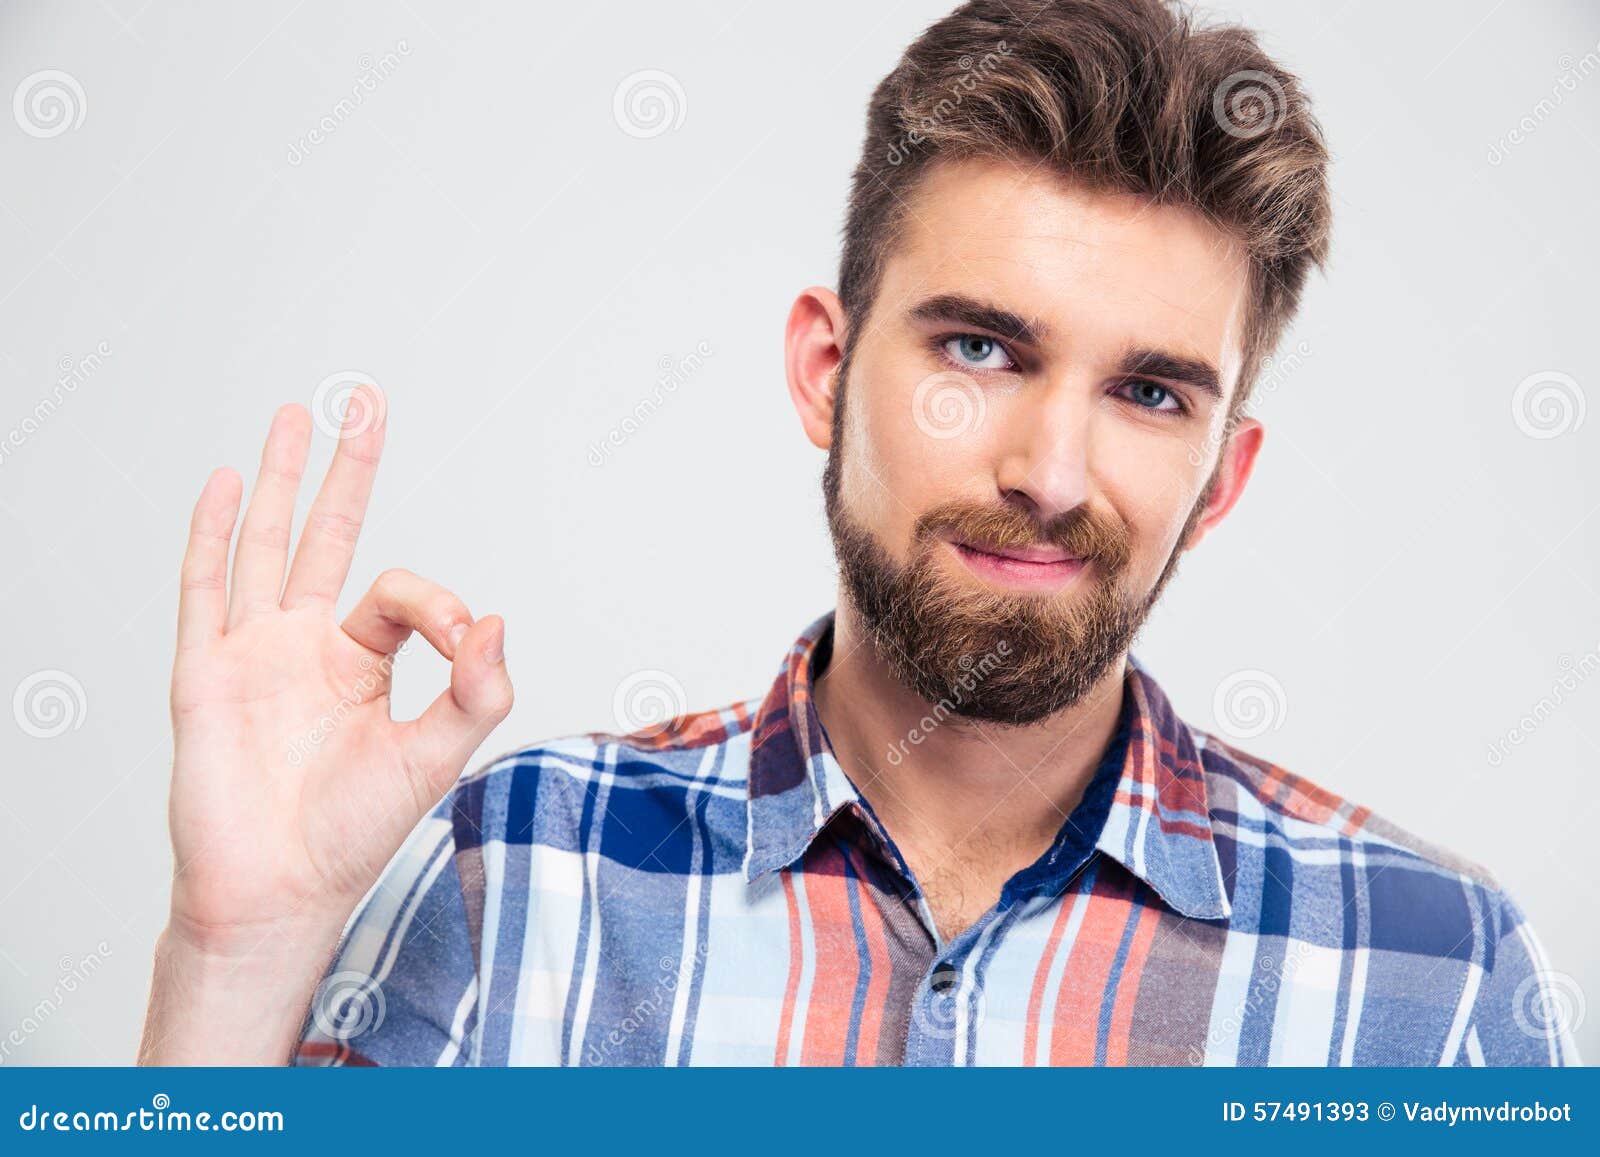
292, 792, 483, 1067
1460, 888, 1582, 1066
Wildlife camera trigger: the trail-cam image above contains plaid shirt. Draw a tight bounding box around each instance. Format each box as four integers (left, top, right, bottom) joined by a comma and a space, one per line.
295, 611, 1578, 1067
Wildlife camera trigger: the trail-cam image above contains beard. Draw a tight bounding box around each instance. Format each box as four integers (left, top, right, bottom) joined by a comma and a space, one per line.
822, 358, 1211, 727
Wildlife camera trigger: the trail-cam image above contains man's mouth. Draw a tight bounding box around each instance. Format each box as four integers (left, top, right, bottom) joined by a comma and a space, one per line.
947, 537, 1088, 591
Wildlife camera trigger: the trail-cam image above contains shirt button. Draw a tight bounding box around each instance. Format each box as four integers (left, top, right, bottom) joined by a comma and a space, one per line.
915, 962, 985, 1041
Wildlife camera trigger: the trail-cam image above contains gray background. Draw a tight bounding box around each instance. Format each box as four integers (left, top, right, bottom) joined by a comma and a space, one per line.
1, 0, 1596, 1064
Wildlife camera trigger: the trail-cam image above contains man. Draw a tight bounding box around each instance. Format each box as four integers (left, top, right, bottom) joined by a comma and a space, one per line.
139, 0, 1578, 1066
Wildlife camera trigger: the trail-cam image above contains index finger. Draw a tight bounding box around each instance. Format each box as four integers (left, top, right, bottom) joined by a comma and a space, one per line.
281, 382, 387, 607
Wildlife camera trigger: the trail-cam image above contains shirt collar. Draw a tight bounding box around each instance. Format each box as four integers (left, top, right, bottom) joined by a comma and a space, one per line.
742, 610, 1233, 922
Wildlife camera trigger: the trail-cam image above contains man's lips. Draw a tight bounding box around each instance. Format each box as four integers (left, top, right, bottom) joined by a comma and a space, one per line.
956, 538, 1077, 564
948, 538, 1088, 590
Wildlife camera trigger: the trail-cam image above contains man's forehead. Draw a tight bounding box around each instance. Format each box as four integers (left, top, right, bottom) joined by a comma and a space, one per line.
897, 156, 1242, 264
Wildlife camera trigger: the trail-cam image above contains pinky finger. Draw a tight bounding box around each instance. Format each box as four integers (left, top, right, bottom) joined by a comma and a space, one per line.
176, 467, 242, 654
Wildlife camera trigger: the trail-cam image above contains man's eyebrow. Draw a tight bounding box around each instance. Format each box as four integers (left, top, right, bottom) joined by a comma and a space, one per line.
1117, 346, 1223, 399
907, 293, 1225, 398
906, 293, 1051, 347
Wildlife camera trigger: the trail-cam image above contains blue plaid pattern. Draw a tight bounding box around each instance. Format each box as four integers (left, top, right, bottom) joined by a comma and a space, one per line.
295, 611, 1579, 1066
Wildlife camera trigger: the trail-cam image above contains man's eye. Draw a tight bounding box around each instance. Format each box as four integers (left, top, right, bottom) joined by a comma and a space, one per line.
1118, 379, 1182, 413
941, 334, 1014, 371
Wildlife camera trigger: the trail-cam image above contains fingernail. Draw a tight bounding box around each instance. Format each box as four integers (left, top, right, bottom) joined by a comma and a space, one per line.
447, 622, 469, 652
485, 622, 504, 664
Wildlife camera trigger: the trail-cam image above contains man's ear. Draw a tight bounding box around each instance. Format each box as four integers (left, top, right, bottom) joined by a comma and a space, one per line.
1183, 416, 1264, 551
784, 286, 848, 450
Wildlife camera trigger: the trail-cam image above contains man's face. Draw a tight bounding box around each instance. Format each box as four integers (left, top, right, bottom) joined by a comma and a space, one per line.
821, 157, 1252, 725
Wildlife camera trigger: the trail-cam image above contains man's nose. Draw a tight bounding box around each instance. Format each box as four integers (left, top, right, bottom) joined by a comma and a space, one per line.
993, 385, 1092, 521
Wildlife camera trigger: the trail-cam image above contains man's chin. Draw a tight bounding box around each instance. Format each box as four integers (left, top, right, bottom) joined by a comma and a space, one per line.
857, 571, 1147, 726
891, 664, 1097, 727
864, 617, 1090, 727
826, 502, 1148, 726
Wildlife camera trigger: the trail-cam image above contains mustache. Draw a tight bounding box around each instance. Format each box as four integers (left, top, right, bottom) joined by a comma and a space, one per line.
914, 500, 1132, 572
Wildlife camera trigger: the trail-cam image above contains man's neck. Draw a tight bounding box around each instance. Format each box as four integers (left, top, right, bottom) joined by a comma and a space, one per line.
811, 601, 1127, 942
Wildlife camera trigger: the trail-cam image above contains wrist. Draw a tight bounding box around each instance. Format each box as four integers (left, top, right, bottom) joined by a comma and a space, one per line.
160, 906, 348, 971
139, 915, 350, 1066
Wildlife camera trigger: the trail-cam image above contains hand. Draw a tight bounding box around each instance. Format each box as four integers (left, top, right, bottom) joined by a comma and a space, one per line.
140, 386, 513, 1063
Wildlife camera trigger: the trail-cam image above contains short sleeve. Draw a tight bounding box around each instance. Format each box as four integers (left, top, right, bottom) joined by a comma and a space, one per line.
293, 794, 482, 1067
1461, 889, 1582, 1066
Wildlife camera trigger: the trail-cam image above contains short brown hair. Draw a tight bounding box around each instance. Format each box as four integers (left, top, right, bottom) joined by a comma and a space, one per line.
838, 0, 1331, 408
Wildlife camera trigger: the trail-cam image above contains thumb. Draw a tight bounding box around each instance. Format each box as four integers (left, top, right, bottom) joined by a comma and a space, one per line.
401, 614, 513, 798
